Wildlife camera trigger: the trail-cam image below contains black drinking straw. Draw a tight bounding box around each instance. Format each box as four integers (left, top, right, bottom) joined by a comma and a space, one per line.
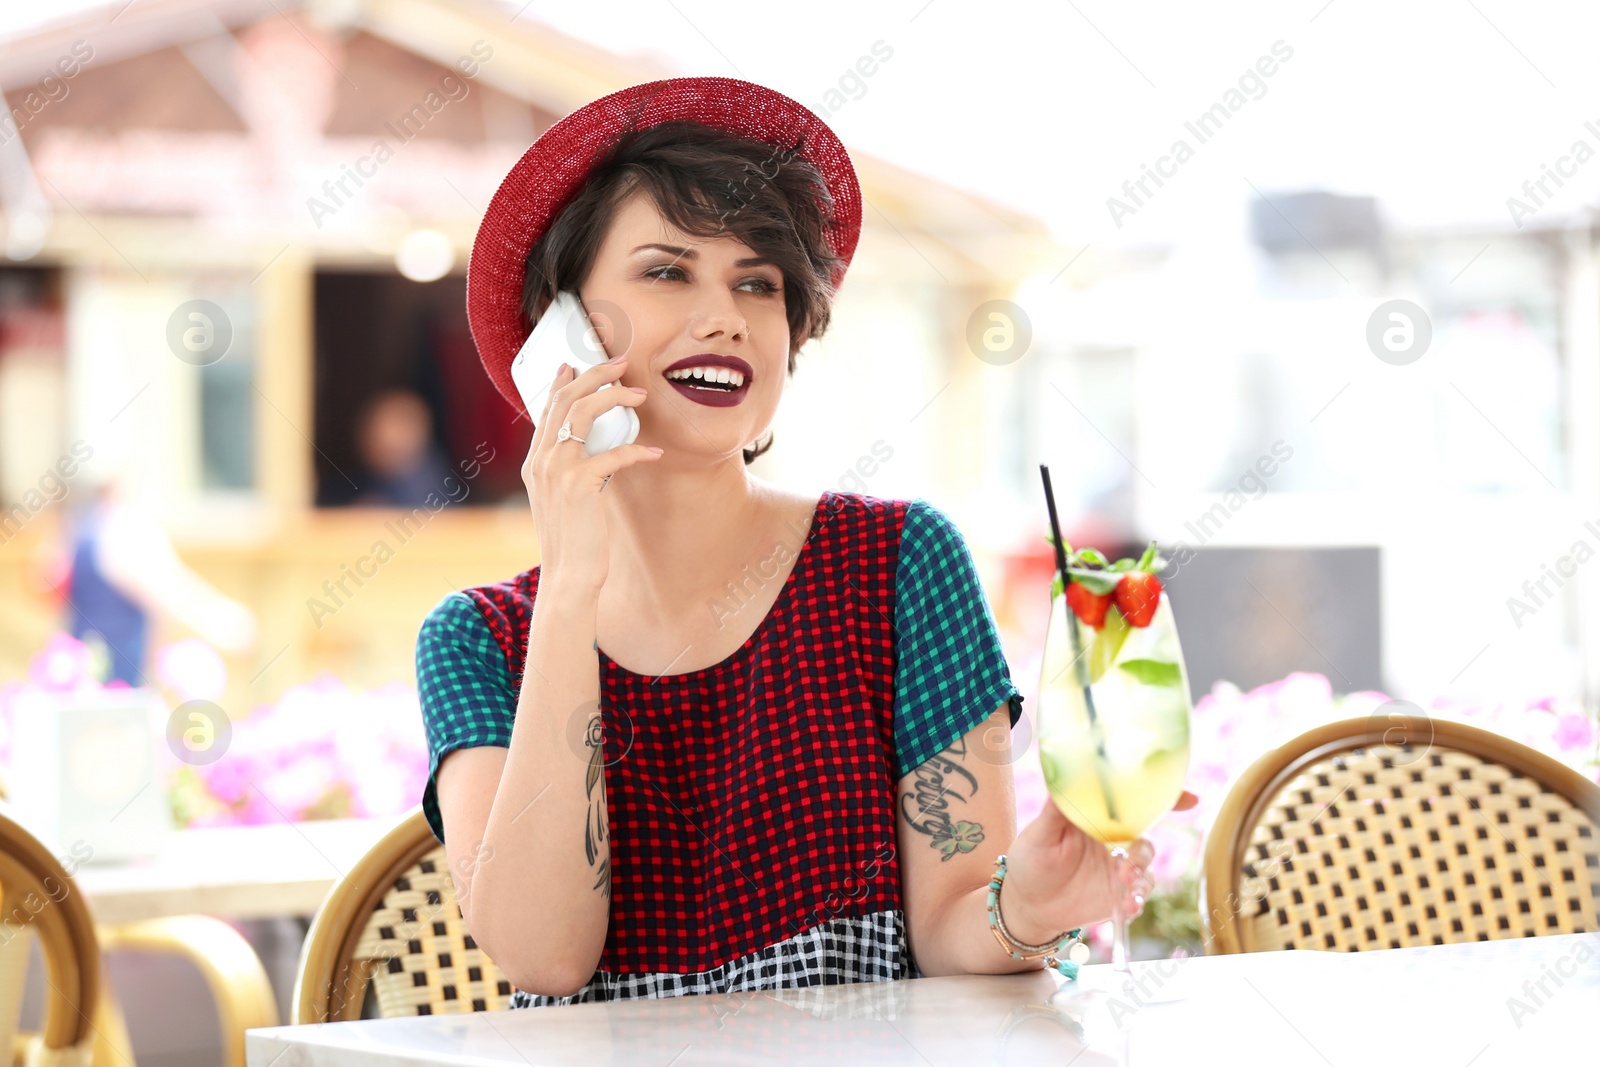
1039, 467, 1075, 637
1039, 465, 1092, 711
1040, 463, 1120, 823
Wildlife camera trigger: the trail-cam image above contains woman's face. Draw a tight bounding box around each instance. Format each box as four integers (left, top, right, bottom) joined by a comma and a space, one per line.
578, 188, 791, 461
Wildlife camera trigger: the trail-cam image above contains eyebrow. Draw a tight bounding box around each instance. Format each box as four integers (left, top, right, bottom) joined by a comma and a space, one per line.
630, 242, 775, 268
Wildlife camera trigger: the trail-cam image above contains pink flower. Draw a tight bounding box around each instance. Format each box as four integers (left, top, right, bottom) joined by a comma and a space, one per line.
199, 756, 253, 805
1013, 758, 1050, 827
28, 633, 95, 691
235, 789, 282, 826
258, 751, 339, 815
183, 808, 236, 829
1552, 712, 1594, 753
1147, 818, 1199, 885
156, 638, 228, 703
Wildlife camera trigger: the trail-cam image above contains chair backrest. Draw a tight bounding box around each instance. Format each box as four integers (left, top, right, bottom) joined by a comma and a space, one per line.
292, 807, 514, 1022
1202, 715, 1600, 954
0, 801, 102, 1065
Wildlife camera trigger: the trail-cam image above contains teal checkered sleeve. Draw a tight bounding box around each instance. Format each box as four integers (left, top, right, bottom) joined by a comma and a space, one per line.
891, 499, 1023, 781
417, 591, 518, 845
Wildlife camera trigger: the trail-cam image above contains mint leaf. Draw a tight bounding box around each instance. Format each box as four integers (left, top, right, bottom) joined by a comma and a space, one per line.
1065, 567, 1119, 595
1118, 658, 1182, 687
1044, 533, 1073, 556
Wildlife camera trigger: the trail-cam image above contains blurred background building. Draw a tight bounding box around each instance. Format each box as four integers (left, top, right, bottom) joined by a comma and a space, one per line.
0, 1, 1598, 1064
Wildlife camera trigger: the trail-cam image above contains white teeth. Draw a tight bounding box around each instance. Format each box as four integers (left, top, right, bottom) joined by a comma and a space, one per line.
666, 365, 746, 388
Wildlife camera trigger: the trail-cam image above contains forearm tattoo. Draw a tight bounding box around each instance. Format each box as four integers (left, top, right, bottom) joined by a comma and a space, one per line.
899, 737, 985, 862
583, 711, 611, 898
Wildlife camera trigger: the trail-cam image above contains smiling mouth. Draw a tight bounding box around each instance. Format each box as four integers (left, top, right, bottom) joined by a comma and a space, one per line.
673, 378, 742, 392
663, 368, 750, 392
663, 367, 752, 407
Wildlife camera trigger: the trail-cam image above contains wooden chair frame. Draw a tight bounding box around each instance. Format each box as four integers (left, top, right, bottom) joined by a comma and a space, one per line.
94, 917, 280, 1067
0, 804, 101, 1067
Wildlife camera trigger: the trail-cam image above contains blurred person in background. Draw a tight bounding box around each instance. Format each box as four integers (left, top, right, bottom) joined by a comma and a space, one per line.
350, 388, 453, 507
61, 456, 257, 686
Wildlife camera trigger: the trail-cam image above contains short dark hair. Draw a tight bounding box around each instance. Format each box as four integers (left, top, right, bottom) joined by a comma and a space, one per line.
521, 120, 846, 465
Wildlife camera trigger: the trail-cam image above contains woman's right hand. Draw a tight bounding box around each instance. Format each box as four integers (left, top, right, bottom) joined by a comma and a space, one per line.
523, 357, 661, 595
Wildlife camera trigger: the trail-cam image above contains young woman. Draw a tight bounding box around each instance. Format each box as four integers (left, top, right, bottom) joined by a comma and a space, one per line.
419, 76, 1194, 1007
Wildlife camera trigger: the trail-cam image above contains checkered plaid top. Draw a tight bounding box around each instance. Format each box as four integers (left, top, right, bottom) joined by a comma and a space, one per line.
415, 490, 1022, 1004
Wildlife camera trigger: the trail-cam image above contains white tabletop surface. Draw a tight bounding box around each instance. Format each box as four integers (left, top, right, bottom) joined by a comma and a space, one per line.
76, 815, 403, 924
245, 931, 1596, 1066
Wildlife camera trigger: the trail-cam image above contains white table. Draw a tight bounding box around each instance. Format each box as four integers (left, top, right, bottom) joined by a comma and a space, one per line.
245, 932, 1596, 1066
76, 816, 403, 923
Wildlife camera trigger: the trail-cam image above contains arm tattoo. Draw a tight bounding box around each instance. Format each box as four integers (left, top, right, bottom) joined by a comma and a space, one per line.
899, 737, 985, 862
582, 711, 611, 898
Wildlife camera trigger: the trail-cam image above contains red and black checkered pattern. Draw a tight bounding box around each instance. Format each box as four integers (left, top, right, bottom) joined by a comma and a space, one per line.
462, 489, 907, 980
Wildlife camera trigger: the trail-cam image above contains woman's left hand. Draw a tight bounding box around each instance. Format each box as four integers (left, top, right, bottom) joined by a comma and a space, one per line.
997, 790, 1200, 945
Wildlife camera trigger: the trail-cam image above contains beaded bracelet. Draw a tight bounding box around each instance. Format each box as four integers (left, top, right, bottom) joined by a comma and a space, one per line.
986, 852, 1088, 979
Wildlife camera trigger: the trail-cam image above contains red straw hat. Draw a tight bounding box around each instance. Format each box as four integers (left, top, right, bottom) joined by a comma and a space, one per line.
466, 75, 863, 418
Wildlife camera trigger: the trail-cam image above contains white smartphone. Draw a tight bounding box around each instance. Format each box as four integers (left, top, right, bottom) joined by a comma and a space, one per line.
509, 289, 640, 456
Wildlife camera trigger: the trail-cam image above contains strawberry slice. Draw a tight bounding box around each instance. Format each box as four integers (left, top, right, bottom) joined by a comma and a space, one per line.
1113, 571, 1163, 628
1066, 580, 1113, 630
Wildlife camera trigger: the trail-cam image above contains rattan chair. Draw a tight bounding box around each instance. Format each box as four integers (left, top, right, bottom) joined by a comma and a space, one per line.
292, 807, 515, 1022
0, 800, 110, 1067
0, 783, 278, 1067
1202, 715, 1600, 954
